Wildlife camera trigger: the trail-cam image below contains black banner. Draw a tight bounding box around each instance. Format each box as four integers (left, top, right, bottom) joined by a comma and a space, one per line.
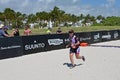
22, 35, 47, 55
0, 37, 23, 59
0, 30, 120, 59
78, 32, 92, 44
101, 31, 112, 42
22, 30, 120, 55
91, 31, 102, 43
111, 30, 120, 40
46, 34, 68, 51
22, 34, 69, 55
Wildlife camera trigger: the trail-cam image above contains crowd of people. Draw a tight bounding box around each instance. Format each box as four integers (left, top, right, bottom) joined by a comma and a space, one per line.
0, 24, 32, 38
0, 24, 64, 38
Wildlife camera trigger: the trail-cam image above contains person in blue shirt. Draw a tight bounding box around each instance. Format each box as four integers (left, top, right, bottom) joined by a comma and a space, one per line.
0, 24, 9, 38
3, 26, 9, 35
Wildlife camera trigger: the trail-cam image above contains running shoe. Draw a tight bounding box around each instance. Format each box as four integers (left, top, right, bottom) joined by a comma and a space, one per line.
70, 64, 76, 69
82, 56, 85, 61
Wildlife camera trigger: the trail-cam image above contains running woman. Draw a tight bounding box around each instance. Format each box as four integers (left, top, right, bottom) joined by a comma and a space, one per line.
66, 29, 85, 68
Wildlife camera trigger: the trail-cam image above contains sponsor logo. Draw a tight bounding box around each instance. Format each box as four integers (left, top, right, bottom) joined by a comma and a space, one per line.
48, 39, 63, 45
64, 38, 70, 42
94, 33, 100, 41
25, 40, 45, 50
102, 32, 111, 39
114, 31, 119, 39
80, 37, 91, 41
64, 38, 70, 44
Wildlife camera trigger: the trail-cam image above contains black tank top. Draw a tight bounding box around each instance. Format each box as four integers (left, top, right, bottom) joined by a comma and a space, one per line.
14, 31, 20, 36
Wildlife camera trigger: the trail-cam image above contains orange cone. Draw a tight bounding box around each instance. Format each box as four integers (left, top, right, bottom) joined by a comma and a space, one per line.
80, 42, 88, 47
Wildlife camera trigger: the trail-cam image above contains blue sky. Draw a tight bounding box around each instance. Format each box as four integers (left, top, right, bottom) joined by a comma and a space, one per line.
0, 0, 120, 17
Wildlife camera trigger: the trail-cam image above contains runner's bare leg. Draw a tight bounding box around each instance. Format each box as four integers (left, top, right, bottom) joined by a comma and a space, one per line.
69, 53, 74, 65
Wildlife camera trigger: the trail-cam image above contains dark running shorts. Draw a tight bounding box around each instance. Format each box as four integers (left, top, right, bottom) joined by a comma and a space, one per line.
70, 47, 80, 54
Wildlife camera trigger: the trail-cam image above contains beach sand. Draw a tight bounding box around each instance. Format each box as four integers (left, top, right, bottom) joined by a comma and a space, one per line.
0, 40, 120, 80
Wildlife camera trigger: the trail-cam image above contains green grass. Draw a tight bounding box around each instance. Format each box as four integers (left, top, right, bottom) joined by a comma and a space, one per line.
8, 26, 120, 36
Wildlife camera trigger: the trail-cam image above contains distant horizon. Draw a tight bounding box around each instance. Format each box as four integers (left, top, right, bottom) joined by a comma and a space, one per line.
0, 0, 120, 17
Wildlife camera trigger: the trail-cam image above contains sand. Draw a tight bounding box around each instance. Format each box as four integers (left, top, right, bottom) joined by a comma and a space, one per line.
0, 40, 120, 80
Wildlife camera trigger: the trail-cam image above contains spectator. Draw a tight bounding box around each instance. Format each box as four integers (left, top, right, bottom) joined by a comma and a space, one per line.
46, 28, 52, 34
3, 26, 9, 35
24, 25, 32, 36
0, 24, 9, 38
12, 28, 20, 36
56, 27, 62, 34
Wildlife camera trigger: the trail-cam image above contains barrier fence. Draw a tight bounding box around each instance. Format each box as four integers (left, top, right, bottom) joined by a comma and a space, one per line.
0, 30, 120, 59
0, 37, 23, 59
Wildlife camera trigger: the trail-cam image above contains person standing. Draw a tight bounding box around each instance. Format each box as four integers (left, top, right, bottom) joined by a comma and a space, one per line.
3, 26, 9, 35
24, 25, 32, 36
0, 24, 9, 38
46, 28, 52, 34
56, 27, 62, 34
12, 28, 20, 36
66, 29, 85, 68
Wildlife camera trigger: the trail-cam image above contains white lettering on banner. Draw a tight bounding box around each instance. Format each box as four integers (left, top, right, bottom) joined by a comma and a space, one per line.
48, 39, 63, 45
25, 43, 45, 50
102, 32, 111, 39
114, 31, 119, 39
80, 37, 91, 41
64, 38, 70, 42
102, 35, 111, 39
102, 33, 111, 39
94, 33, 100, 40
94, 33, 100, 41
0, 45, 21, 50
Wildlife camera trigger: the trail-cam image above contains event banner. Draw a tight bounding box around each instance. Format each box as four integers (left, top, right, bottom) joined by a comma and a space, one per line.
0, 30, 120, 59
78, 32, 92, 44
46, 34, 68, 51
0, 37, 23, 59
22, 34, 69, 55
22, 35, 47, 55
22, 30, 120, 55
91, 31, 102, 43
111, 30, 120, 40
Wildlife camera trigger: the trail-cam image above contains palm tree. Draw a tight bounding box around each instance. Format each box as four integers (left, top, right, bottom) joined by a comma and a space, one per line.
79, 14, 84, 20
50, 6, 66, 27
0, 12, 5, 22
4, 8, 17, 26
